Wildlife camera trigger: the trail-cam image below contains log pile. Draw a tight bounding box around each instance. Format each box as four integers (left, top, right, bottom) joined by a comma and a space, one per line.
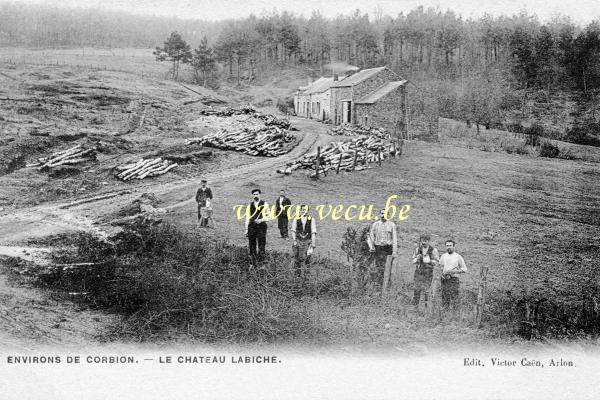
30, 144, 97, 170
186, 126, 293, 157
198, 105, 291, 130
329, 124, 389, 139
114, 158, 178, 181
277, 136, 400, 177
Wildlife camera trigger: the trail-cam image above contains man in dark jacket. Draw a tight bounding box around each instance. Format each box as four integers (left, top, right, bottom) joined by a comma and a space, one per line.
274, 189, 292, 239
245, 189, 271, 267
195, 180, 213, 228
412, 234, 440, 306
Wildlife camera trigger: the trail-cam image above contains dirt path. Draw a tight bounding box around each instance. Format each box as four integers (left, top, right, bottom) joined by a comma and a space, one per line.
0, 116, 324, 245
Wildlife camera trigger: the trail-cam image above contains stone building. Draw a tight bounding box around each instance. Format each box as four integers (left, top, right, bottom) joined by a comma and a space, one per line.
330, 66, 408, 133
293, 77, 336, 121
295, 66, 421, 136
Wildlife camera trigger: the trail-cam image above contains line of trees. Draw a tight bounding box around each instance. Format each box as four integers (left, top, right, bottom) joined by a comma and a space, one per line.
3, 2, 599, 94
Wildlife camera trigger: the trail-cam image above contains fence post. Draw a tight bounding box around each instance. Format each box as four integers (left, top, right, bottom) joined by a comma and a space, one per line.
475, 266, 489, 327
352, 150, 358, 171
315, 146, 321, 179
336, 153, 343, 174
377, 146, 382, 166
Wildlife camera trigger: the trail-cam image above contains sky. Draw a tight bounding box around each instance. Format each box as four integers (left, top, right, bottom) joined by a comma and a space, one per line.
17, 0, 600, 23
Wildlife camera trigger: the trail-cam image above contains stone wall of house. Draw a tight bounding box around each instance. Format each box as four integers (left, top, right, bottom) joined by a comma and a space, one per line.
330, 86, 353, 125
309, 91, 331, 121
354, 85, 406, 133
295, 93, 311, 118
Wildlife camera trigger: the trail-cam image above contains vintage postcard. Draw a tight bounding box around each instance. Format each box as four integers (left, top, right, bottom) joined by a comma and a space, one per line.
0, 0, 599, 398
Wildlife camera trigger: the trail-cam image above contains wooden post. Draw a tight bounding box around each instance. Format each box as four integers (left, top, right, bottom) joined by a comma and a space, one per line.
377, 146, 382, 166
352, 150, 358, 171
392, 140, 397, 157
336, 153, 343, 174
382, 255, 395, 294
315, 146, 321, 179
475, 266, 489, 327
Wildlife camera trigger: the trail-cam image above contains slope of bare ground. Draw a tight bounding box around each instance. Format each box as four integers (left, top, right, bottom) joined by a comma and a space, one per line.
0, 256, 117, 349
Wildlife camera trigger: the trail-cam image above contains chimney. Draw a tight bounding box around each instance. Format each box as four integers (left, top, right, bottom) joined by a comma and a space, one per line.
333, 74, 338, 81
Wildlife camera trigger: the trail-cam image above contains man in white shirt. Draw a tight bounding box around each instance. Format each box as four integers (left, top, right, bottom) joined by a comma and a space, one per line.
438, 239, 468, 310
368, 209, 398, 287
290, 204, 316, 286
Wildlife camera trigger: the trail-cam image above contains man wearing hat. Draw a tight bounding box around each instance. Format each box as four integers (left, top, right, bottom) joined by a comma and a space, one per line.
195, 179, 213, 228
412, 234, 439, 306
244, 188, 271, 267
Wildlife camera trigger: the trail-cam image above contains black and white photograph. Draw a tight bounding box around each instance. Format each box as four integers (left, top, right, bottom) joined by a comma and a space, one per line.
0, 0, 599, 398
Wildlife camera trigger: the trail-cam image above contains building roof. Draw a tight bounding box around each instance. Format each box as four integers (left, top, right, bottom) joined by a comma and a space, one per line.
331, 66, 388, 88
355, 80, 407, 104
298, 77, 336, 95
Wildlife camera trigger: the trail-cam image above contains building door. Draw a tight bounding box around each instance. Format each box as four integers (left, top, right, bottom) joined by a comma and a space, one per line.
342, 101, 352, 124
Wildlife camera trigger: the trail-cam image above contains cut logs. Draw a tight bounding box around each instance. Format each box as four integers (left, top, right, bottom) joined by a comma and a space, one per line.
33, 144, 97, 170
186, 126, 294, 157
277, 136, 401, 177
114, 158, 178, 181
329, 124, 389, 139
197, 105, 292, 130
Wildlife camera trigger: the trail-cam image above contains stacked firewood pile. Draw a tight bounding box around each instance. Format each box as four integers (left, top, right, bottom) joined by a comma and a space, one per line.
114, 158, 178, 181
30, 144, 97, 170
186, 127, 293, 157
278, 136, 400, 177
198, 105, 291, 130
329, 124, 389, 139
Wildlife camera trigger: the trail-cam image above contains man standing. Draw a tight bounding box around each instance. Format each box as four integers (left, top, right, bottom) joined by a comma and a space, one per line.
195, 180, 213, 228
367, 208, 398, 287
245, 189, 270, 267
438, 239, 468, 310
290, 204, 316, 285
412, 234, 439, 306
274, 189, 292, 239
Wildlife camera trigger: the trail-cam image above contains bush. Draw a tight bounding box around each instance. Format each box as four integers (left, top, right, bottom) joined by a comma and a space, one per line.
18, 221, 327, 342
506, 122, 525, 134
276, 97, 294, 115
501, 140, 529, 155
566, 120, 600, 146
538, 140, 560, 158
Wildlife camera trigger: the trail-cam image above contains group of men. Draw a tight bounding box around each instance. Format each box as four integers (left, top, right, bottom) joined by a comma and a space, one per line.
243, 188, 316, 283
196, 183, 316, 283
367, 209, 468, 309
195, 183, 467, 306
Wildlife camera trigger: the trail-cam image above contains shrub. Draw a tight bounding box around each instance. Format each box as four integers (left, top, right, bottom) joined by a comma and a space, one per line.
17, 221, 327, 342
538, 140, 560, 158
506, 122, 525, 134
276, 97, 294, 115
501, 140, 529, 155
566, 120, 600, 147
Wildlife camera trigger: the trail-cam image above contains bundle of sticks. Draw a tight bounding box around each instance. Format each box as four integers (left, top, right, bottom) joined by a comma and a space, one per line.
31, 144, 97, 170
186, 126, 293, 157
329, 124, 389, 139
114, 158, 178, 181
277, 136, 400, 177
